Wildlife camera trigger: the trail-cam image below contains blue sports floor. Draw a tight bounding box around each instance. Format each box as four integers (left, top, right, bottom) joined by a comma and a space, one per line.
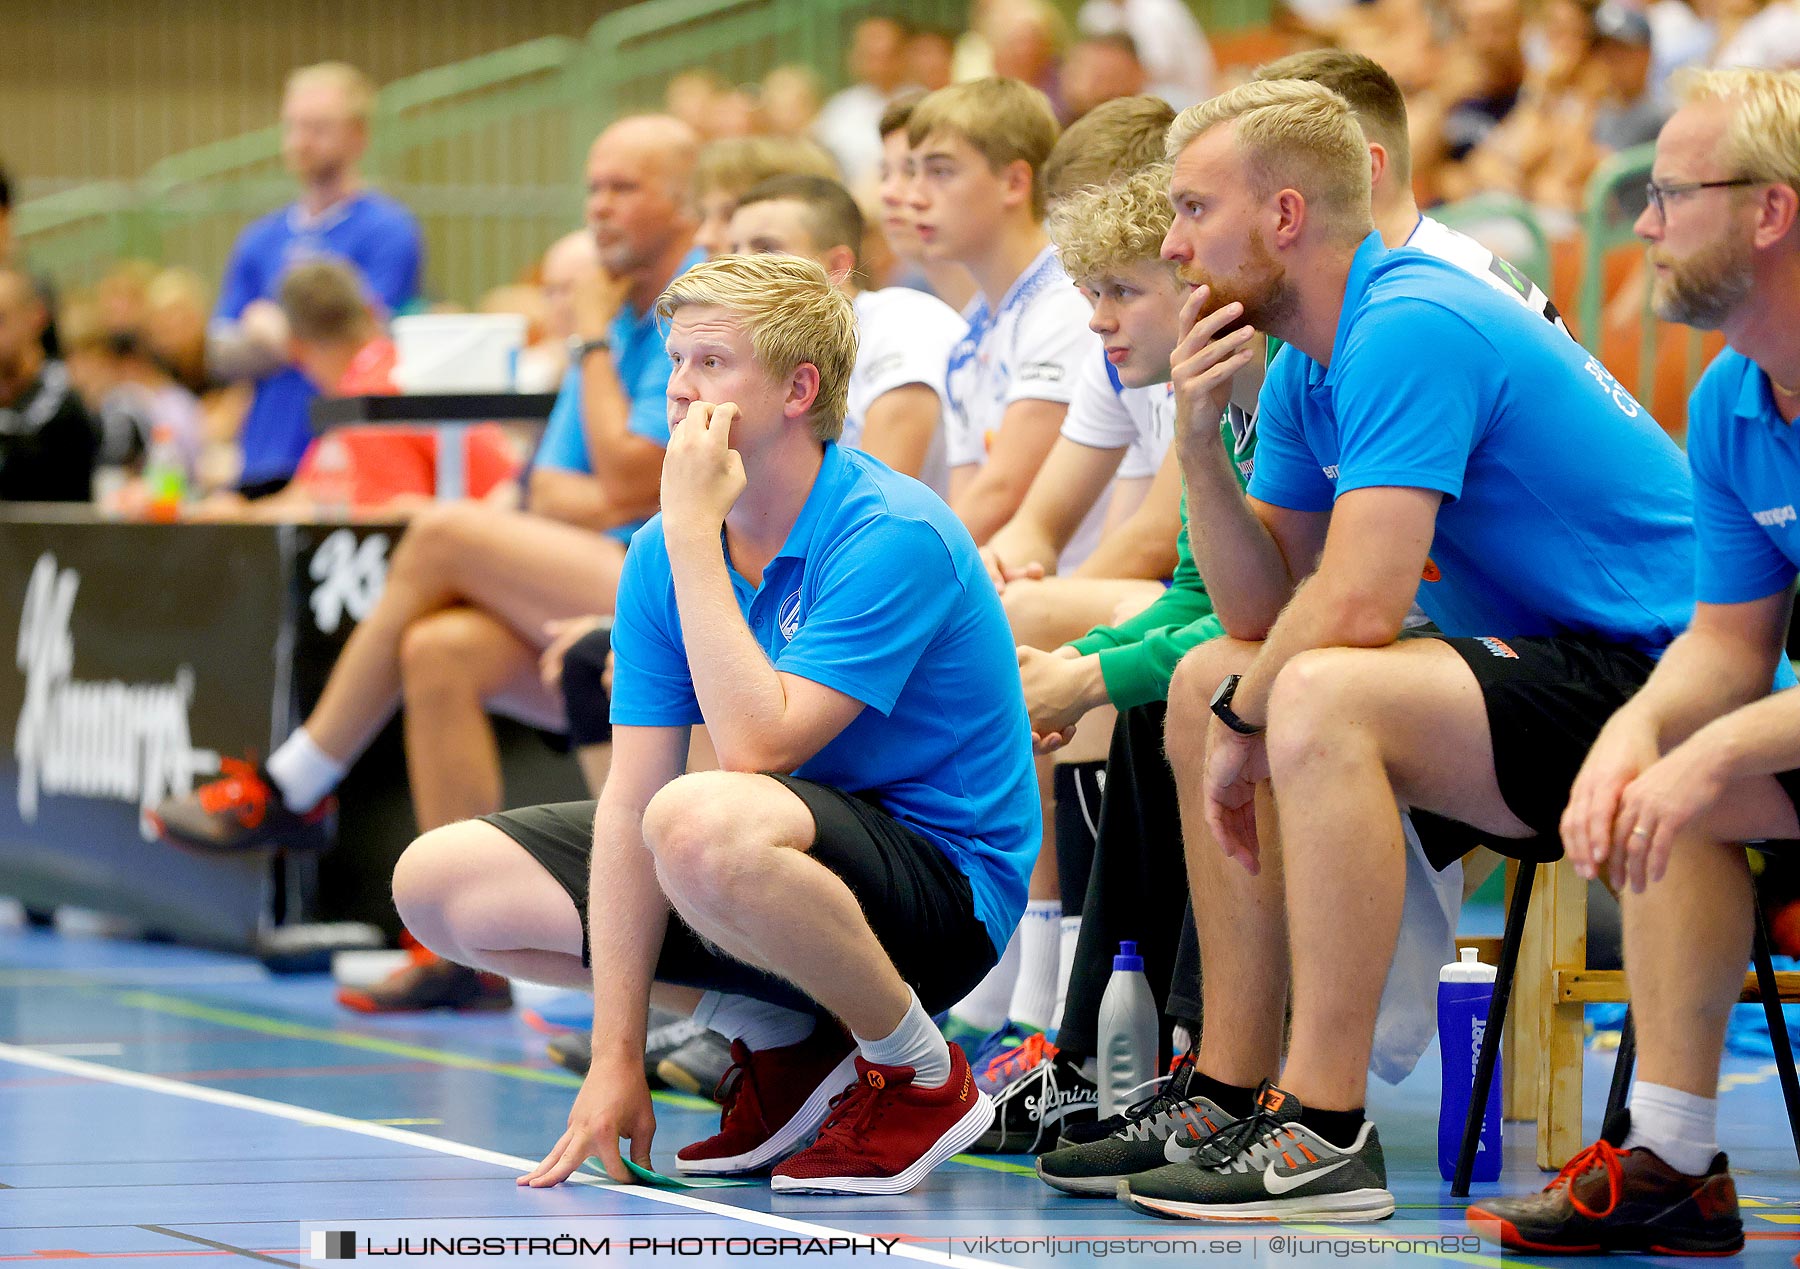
4, 921, 1799, 1268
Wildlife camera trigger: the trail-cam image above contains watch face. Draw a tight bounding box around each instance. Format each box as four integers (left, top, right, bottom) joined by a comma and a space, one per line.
1210, 675, 1237, 711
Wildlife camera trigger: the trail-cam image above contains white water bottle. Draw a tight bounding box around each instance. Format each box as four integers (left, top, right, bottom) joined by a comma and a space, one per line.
1097, 940, 1158, 1117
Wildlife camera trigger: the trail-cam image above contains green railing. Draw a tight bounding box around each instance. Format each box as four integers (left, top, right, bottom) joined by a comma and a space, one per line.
15, 0, 1269, 302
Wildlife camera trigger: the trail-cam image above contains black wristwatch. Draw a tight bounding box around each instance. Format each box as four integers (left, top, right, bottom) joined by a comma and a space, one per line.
1209, 674, 1264, 736
570, 335, 611, 362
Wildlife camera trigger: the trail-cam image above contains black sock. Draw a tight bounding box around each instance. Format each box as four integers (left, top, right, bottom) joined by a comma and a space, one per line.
1190, 1071, 1259, 1119
1298, 1105, 1366, 1149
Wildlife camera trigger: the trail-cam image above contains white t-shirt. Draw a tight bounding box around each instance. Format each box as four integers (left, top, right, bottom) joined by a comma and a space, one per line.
845, 287, 966, 497
944, 245, 1098, 471
1716, 2, 1800, 69
1077, 0, 1215, 107
1060, 354, 1173, 480
1405, 215, 1567, 333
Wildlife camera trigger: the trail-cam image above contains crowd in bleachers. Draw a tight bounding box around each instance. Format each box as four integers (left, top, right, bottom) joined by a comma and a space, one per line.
6, 2, 1800, 1252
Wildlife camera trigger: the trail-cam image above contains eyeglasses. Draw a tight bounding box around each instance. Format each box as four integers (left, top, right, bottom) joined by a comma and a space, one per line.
1644, 177, 1760, 220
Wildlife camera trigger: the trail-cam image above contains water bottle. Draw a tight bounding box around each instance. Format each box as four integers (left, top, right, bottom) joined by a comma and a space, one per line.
1097, 940, 1158, 1117
143, 422, 187, 522
310, 434, 356, 519
1438, 947, 1502, 1182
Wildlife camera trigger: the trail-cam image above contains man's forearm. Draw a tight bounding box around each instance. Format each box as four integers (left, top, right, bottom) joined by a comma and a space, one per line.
577, 353, 640, 472
206, 324, 285, 381
1233, 573, 1405, 724
1177, 431, 1295, 638
1689, 688, 1800, 784
588, 797, 671, 1062
1074, 511, 1179, 581
953, 469, 1031, 546
1621, 627, 1783, 750
665, 528, 794, 770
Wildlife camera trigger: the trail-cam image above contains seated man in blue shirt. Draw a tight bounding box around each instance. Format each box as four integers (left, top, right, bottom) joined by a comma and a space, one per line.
152, 115, 702, 1014
1470, 67, 1800, 1258
1118, 78, 1698, 1224
388, 254, 1038, 1194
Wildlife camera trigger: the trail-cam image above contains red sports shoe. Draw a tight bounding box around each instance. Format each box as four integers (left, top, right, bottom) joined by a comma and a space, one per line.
770, 1043, 995, 1194
675, 1022, 857, 1175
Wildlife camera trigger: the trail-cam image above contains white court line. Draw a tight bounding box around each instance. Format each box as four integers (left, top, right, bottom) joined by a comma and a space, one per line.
0, 1043, 1016, 1268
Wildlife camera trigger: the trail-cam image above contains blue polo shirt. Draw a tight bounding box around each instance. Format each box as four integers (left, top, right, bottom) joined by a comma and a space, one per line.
609, 443, 1038, 953
1249, 233, 1695, 652
532, 248, 704, 542
215, 191, 422, 488
1688, 349, 1800, 605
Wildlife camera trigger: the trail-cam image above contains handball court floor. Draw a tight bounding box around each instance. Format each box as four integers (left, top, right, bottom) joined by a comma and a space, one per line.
5, 919, 1800, 1269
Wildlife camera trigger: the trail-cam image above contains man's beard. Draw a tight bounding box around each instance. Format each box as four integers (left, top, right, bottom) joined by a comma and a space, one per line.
1176, 231, 1297, 336
1649, 232, 1754, 330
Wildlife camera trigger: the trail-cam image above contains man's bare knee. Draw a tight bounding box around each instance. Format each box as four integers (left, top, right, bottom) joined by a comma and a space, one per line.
392, 823, 482, 957
1001, 578, 1059, 649
644, 773, 807, 913
1166, 639, 1257, 765
392, 502, 488, 585
1264, 647, 1376, 773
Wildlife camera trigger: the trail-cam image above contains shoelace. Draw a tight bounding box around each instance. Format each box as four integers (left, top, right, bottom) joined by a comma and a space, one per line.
1546, 1137, 1625, 1218
1192, 1107, 1286, 1170
709, 1041, 756, 1124
195, 757, 268, 827
814, 1074, 890, 1141
983, 1032, 1055, 1084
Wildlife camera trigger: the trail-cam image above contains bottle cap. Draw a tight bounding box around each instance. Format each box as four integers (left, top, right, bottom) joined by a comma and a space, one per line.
1113, 940, 1144, 972
1461, 948, 1479, 963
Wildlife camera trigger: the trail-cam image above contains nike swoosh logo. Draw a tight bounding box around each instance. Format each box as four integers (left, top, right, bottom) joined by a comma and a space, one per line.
1264, 1157, 1352, 1195
1165, 1135, 1198, 1164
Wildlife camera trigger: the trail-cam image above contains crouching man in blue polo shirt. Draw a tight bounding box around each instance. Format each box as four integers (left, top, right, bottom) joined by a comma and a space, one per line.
389, 253, 1037, 1194
1469, 68, 1800, 1256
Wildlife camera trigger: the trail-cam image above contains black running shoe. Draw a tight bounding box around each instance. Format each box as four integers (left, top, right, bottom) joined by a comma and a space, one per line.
547, 1029, 592, 1076
972, 1051, 1100, 1154
657, 1028, 735, 1102
1037, 1068, 1234, 1197
1466, 1112, 1743, 1256
1120, 1082, 1394, 1222
546, 1010, 710, 1085
151, 757, 335, 855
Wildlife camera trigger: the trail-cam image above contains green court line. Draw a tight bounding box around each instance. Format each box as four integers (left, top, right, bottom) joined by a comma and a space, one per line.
949, 1153, 1036, 1175
111, 990, 716, 1111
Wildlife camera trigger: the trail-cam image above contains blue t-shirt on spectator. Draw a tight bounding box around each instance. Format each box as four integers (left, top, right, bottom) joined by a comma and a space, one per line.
609, 442, 1038, 953
1249, 233, 1695, 653
532, 248, 705, 542
215, 191, 422, 488
1688, 349, 1800, 605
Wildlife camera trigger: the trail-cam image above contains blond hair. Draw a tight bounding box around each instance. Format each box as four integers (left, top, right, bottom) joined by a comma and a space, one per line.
280, 259, 373, 345
907, 78, 1061, 219
1675, 68, 1800, 202
1048, 163, 1176, 284
655, 255, 857, 442
286, 62, 377, 126
1044, 95, 1176, 202
692, 135, 840, 202
1165, 78, 1373, 242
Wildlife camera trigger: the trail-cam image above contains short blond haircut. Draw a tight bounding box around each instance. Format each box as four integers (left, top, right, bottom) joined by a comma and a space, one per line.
1165, 78, 1373, 242
286, 62, 377, 126
692, 136, 840, 202
656, 255, 857, 442
280, 260, 373, 345
1675, 68, 1800, 203
1048, 163, 1176, 285
1044, 95, 1177, 202
907, 78, 1061, 219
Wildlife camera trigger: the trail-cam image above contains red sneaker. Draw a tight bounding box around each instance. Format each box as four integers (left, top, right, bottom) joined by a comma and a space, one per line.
675, 1023, 857, 1175
335, 948, 512, 1013
770, 1043, 995, 1194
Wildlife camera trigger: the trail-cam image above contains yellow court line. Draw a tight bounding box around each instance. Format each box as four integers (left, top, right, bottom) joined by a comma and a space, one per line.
111, 990, 717, 1111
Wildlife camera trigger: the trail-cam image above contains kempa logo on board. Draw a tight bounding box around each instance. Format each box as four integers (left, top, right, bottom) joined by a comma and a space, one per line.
13, 553, 219, 839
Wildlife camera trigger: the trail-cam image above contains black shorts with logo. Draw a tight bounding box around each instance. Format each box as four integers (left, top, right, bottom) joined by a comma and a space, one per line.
480, 775, 1000, 1016
1409, 633, 1658, 870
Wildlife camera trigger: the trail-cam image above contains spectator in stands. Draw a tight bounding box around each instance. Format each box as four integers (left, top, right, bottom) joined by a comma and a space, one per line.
760, 65, 825, 140
1112, 75, 1694, 1224
0, 265, 96, 502
1062, 34, 1150, 121
906, 78, 1095, 544
394, 254, 1034, 1195
814, 16, 916, 189
1469, 67, 1800, 1257
988, 1, 1070, 119
61, 297, 203, 494
874, 95, 977, 310
665, 69, 734, 141
1076, 0, 1215, 107
195, 260, 519, 522
1710, 0, 1800, 67
691, 136, 840, 259
152, 115, 702, 1015
0, 162, 61, 359
1406, 0, 1528, 204
907, 27, 958, 92
508, 231, 601, 397
209, 62, 422, 497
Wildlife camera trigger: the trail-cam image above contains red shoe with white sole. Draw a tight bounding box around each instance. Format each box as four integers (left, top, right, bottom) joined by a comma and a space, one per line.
675, 1022, 857, 1175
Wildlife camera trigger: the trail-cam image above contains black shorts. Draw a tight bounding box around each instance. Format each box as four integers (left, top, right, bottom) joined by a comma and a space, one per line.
480, 775, 999, 1016
1409, 633, 1657, 870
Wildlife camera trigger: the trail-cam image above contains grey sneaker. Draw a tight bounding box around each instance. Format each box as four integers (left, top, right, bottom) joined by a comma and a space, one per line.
1120, 1083, 1394, 1222
657, 1028, 735, 1101
1036, 1079, 1235, 1197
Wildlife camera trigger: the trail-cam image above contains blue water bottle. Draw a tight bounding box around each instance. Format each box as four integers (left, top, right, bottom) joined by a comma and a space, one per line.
1438, 947, 1501, 1182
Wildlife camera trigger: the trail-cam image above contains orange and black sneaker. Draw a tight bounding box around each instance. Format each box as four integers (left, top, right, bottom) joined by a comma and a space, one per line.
336, 946, 512, 1013
150, 757, 335, 855
1467, 1112, 1743, 1256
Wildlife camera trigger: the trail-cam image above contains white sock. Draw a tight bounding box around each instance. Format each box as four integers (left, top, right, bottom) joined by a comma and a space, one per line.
1624, 1082, 1720, 1176
265, 727, 347, 813
1050, 914, 1082, 1033
1006, 899, 1063, 1032
858, 989, 952, 1087
691, 992, 816, 1051
952, 927, 1020, 1032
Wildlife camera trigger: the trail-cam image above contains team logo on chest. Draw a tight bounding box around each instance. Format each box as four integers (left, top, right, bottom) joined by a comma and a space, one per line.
777, 589, 804, 641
